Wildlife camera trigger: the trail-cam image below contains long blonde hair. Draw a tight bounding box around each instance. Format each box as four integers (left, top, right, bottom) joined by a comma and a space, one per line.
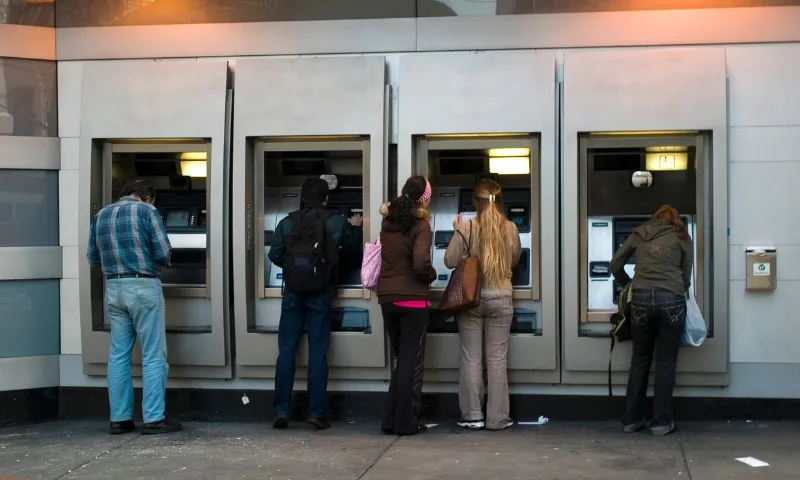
473, 179, 512, 287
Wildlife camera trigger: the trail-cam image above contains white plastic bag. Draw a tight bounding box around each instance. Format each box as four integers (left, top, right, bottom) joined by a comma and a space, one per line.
682, 290, 707, 347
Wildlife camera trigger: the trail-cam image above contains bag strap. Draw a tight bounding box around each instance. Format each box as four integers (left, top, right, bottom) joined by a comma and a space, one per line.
467, 220, 474, 253
608, 335, 616, 397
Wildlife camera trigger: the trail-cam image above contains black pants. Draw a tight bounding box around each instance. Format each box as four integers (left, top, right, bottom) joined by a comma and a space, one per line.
381, 303, 428, 435
623, 288, 686, 427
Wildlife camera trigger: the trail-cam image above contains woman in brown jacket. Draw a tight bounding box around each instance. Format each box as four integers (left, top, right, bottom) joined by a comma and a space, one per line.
376, 175, 437, 436
445, 179, 521, 431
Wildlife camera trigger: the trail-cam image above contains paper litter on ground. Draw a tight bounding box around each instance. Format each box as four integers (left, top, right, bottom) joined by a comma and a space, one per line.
517, 416, 549, 426
736, 457, 769, 468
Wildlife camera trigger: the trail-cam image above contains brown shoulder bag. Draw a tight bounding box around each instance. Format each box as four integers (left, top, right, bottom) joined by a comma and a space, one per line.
437, 221, 482, 315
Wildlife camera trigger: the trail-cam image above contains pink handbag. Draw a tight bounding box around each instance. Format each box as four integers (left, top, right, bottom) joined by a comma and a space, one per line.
361, 237, 382, 291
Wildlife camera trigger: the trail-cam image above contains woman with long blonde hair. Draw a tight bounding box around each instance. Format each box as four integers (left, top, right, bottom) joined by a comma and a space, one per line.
444, 179, 521, 430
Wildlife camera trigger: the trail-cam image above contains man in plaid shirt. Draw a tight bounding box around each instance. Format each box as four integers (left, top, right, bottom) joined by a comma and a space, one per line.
88, 179, 182, 435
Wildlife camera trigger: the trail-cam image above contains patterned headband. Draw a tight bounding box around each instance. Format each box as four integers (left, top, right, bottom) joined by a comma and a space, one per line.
419, 177, 432, 204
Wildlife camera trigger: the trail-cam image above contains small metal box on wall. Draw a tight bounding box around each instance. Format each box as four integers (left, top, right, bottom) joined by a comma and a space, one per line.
745, 246, 777, 291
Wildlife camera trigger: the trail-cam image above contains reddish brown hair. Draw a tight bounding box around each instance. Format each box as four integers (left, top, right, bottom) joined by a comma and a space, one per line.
652, 204, 689, 240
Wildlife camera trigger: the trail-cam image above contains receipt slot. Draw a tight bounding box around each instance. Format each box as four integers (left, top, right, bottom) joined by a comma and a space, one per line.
746, 247, 777, 291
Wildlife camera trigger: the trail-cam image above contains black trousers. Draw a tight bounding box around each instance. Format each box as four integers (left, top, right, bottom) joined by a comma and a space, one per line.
623, 288, 686, 427
381, 303, 428, 435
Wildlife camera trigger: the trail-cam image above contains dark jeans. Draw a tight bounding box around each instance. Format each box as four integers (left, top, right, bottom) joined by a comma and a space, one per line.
274, 289, 333, 419
623, 288, 686, 427
381, 303, 428, 435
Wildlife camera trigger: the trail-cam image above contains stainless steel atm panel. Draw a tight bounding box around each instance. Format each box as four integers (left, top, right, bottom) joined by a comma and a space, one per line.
566, 132, 727, 386
85, 140, 231, 378
231, 55, 390, 379
414, 135, 554, 383
76, 60, 231, 379
238, 136, 386, 376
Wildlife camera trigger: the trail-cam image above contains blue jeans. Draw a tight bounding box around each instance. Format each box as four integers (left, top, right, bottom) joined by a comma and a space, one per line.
105, 278, 168, 424
274, 289, 333, 419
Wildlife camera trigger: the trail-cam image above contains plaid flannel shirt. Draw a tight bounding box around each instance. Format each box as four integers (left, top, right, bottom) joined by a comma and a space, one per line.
88, 196, 172, 276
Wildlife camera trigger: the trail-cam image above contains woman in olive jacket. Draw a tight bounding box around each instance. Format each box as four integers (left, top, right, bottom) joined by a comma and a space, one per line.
610, 204, 693, 436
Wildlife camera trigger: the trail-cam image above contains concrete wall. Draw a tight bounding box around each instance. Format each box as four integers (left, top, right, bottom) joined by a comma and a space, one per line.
54, 9, 800, 397
0, 21, 60, 392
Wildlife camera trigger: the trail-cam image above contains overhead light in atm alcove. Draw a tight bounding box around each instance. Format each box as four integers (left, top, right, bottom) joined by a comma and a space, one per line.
488, 148, 530, 157
645, 152, 688, 171
180, 160, 207, 178
180, 152, 207, 161
489, 157, 530, 175
488, 147, 531, 175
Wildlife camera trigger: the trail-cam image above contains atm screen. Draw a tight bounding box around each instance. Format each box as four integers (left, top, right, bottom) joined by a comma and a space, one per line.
166, 210, 191, 228
508, 207, 530, 233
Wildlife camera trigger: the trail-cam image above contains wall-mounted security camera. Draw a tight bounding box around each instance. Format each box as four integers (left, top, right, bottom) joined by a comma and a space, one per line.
631, 171, 653, 188
320, 174, 338, 190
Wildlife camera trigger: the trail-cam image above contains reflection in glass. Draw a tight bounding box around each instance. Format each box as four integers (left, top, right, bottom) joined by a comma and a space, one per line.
418, 0, 800, 17
0, 58, 58, 137
0, 170, 58, 247
0, 0, 55, 27
56, 0, 416, 27
0, 280, 60, 358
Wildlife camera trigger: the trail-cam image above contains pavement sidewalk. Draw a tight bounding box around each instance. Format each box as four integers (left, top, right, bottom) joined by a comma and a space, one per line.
1, 420, 797, 479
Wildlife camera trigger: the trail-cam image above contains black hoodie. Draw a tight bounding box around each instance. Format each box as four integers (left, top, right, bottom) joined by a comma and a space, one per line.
610, 220, 693, 296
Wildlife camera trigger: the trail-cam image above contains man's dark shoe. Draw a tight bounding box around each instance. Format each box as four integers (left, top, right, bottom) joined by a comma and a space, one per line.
109, 420, 136, 435
142, 418, 182, 435
308, 417, 330, 430
273, 415, 290, 429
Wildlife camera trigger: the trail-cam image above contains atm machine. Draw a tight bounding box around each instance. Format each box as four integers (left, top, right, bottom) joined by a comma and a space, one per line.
414, 135, 545, 376
83, 141, 230, 377
579, 136, 702, 332
564, 132, 729, 387
259, 143, 366, 333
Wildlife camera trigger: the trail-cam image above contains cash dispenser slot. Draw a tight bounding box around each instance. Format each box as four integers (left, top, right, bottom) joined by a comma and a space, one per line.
434, 230, 454, 249
429, 308, 539, 334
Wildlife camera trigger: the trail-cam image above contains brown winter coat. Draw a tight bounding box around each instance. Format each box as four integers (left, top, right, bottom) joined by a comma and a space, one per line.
376, 203, 437, 304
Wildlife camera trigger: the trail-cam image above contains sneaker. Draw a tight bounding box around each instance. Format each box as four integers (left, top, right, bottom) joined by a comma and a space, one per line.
142, 418, 182, 435
457, 418, 485, 430
623, 419, 647, 433
488, 420, 514, 431
650, 422, 677, 436
273, 415, 289, 429
308, 417, 330, 430
109, 420, 136, 435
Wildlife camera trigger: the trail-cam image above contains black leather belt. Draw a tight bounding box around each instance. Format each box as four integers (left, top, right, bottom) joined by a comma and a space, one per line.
106, 274, 158, 280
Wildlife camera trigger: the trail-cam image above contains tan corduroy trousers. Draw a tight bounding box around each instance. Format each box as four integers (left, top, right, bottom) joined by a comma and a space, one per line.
456, 293, 514, 429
